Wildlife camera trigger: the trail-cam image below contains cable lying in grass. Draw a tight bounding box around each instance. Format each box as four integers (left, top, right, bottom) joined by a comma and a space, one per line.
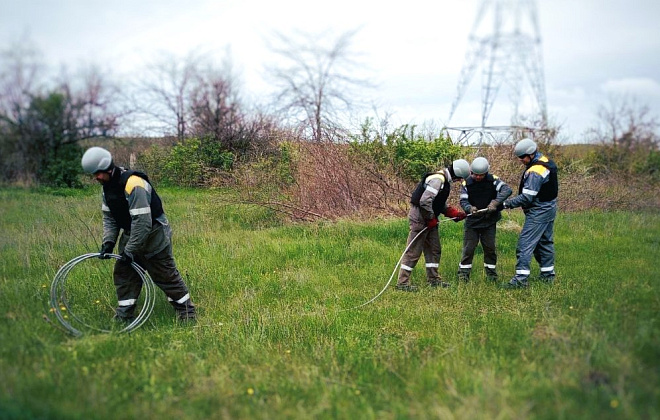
49, 253, 156, 336
341, 214, 474, 311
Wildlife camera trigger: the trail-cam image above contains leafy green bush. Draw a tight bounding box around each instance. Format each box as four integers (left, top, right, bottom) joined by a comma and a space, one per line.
349, 119, 462, 182
40, 143, 84, 188
136, 137, 235, 187
633, 149, 660, 180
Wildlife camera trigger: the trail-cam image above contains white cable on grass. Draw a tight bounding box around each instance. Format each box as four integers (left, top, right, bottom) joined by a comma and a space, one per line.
49, 253, 156, 336
342, 216, 465, 311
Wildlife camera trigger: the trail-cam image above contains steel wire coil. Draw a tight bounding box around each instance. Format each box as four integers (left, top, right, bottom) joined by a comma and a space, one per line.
49, 253, 156, 336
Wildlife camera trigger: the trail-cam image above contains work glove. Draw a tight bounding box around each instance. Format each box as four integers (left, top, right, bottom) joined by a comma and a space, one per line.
99, 241, 115, 259
427, 217, 438, 229
119, 251, 134, 265
444, 206, 467, 222
486, 200, 499, 213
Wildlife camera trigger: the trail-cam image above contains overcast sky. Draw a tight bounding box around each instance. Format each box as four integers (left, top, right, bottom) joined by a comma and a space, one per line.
2, 0, 660, 142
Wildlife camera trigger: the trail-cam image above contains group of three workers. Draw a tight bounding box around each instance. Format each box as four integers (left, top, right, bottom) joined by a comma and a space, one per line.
395, 138, 558, 292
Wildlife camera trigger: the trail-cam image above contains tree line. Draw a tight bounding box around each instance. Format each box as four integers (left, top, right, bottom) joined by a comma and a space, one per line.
1, 31, 658, 192
0, 30, 374, 187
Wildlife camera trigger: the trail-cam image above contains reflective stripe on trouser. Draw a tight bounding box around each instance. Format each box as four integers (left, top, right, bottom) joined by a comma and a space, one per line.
459, 224, 498, 277
397, 223, 441, 286
513, 218, 555, 282
113, 244, 196, 318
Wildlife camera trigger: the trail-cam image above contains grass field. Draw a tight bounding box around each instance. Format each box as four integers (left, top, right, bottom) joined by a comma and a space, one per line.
0, 187, 658, 419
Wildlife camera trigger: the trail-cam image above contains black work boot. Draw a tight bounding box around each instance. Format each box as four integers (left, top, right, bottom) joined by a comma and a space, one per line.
503, 278, 529, 289
429, 279, 451, 288
112, 314, 136, 324
114, 304, 137, 322
170, 299, 197, 322
539, 275, 555, 284
395, 284, 419, 292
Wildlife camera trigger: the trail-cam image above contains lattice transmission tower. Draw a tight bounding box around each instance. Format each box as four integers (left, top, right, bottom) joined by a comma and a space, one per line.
445, 0, 551, 145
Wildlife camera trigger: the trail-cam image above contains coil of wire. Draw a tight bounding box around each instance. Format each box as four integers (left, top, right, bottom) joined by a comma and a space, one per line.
49, 253, 156, 336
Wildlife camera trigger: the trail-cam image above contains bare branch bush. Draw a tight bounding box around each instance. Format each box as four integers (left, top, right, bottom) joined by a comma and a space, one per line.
585, 95, 660, 175
231, 137, 412, 221
131, 50, 206, 140
266, 28, 373, 142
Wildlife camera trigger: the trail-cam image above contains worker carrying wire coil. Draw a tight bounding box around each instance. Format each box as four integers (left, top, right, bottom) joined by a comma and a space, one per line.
81, 147, 197, 322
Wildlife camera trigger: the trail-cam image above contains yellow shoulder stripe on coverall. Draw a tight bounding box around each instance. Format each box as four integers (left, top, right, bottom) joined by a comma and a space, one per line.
528, 165, 550, 177
426, 173, 445, 183
125, 175, 146, 194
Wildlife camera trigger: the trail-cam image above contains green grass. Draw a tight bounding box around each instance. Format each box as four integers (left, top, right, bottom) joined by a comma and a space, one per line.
0, 187, 658, 419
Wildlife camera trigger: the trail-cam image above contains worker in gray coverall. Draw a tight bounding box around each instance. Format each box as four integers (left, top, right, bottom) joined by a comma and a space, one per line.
81, 147, 197, 321
501, 139, 559, 288
458, 157, 512, 283
395, 159, 470, 292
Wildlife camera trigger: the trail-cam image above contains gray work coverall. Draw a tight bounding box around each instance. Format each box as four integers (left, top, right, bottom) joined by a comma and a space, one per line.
504, 153, 557, 284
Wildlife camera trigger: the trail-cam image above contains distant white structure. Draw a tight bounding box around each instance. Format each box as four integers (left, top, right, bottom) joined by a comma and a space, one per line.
445, 0, 551, 145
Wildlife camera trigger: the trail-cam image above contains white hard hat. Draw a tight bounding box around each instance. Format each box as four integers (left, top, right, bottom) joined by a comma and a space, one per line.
81, 147, 113, 174
514, 138, 537, 157
451, 159, 470, 179
470, 157, 490, 175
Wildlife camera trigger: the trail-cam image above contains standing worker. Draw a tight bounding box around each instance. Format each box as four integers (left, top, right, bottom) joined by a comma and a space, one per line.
395, 159, 470, 292
457, 157, 512, 282
501, 139, 558, 288
81, 147, 197, 321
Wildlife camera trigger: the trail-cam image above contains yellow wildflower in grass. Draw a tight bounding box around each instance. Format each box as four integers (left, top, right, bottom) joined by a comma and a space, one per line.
610, 399, 619, 408
247, 388, 254, 395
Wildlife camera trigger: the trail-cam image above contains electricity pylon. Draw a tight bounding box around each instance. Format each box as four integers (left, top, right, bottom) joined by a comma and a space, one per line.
445, 0, 550, 145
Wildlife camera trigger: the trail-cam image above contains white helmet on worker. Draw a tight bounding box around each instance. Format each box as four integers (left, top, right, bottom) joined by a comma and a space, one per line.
450, 159, 470, 179
514, 138, 537, 158
470, 157, 490, 175
81, 147, 114, 174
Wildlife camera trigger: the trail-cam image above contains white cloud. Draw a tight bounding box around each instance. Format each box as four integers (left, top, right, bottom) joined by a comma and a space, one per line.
600, 78, 660, 97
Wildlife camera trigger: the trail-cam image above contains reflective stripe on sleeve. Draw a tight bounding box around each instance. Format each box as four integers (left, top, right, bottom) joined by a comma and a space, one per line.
425, 185, 439, 195
522, 188, 538, 196
460, 193, 469, 199
129, 207, 151, 216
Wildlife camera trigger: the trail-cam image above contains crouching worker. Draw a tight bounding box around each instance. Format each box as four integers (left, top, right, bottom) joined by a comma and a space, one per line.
395, 159, 470, 292
457, 157, 512, 282
82, 147, 197, 322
